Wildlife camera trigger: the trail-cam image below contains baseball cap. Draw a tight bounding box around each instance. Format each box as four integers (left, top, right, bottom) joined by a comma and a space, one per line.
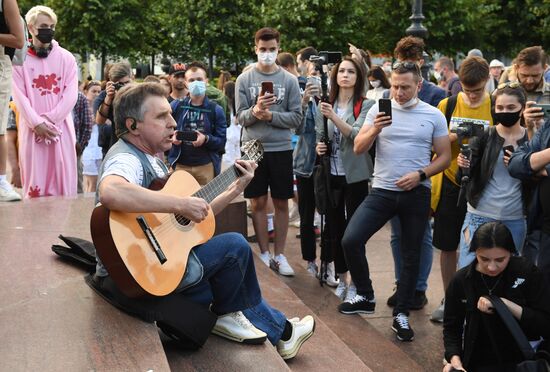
169, 62, 187, 76
489, 59, 505, 68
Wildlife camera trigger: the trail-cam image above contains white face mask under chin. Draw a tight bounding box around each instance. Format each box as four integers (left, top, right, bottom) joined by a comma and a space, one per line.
392, 97, 418, 109
258, 52, 277, 66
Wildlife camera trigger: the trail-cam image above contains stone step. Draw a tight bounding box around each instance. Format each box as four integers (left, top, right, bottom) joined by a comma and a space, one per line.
253, 253, 372, 371
0, 196, 170, 371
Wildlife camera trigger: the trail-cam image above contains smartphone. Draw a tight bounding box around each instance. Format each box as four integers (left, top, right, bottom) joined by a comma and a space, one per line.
307, 76, 321, 96
533, 103, 550, 118
379, 98, 392, 120
176, 130, 197, 142
260, 81, 273, 96
503, 145, 514, 156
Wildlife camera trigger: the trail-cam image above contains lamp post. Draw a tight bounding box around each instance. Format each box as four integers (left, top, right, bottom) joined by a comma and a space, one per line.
406, 0, 428, 39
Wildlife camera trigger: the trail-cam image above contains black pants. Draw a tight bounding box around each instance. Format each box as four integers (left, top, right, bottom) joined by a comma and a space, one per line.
297, 175, 317, 262
325, 176, 369, 274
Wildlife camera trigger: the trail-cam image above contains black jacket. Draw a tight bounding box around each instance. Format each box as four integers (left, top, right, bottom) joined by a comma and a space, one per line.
443, 256, 550, 369
458, 126, 531, 212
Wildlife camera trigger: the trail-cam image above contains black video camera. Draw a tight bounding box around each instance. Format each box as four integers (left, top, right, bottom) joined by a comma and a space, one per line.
450, 121, 485, 138
309, 51, 342, 66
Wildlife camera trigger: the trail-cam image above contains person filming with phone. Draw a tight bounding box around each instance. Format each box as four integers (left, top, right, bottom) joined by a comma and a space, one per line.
168, 61, 227, 185
235, 27, 302, 276
341, 61, 451, 342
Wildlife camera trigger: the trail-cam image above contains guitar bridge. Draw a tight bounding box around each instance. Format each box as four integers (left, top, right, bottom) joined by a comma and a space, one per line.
136, 215, 167, 264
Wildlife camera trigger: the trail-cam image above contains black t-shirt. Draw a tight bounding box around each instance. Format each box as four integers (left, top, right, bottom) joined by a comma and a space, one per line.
540, 176, 550, 234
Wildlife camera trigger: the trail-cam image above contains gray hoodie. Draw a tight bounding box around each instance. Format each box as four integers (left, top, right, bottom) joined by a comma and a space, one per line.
235, 66, 302, 152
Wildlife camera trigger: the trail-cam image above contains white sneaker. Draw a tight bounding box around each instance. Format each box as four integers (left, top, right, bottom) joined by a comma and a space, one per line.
344, 284, 358, 303
288, 204, 299, 222
270, 254, 295, 276
430, 298, 445, 323
259, 251, 272, 267
306, 261, 318, 277
335, 281, 347, 300
325, 262, 339, 287
212, 311, 267, 344
277, 315, 315, 360
0, 180, 21, 202
289, 218, 301, 228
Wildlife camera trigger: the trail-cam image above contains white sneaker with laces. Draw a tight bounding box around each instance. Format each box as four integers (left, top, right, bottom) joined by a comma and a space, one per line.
288, 204, 299, 222
430, 298, 445, 323
212, 311, 267, 344
306, 261, 318, 277
270, 254, 295, 276
335, 281, 347, 300
259, 251, 272, 267
277, 315, 315, 360
0, 180, 21, 202
344, 284, 358, 303
325, 262, 339, 287
289, 218, 301, 228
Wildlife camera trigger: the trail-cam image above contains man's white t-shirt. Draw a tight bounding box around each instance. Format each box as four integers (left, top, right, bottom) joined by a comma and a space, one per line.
99, 153, 166, 188
364, 99, 448, 191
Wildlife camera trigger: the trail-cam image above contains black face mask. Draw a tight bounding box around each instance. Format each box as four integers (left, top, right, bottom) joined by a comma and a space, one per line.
36, 28, 55, 44
494, 110, 522, 127
31, 44, 52, 58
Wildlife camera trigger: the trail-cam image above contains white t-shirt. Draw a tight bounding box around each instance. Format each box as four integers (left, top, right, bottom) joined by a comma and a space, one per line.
99, 152, 166, 187
330, 106, 346, 176
364, 99, 448, 191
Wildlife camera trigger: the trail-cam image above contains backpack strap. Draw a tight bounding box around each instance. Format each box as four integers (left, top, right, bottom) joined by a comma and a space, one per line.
353, 97, 365, 120
445, 94, 459, 126
172, 97, 189, 126
207, 99, 217, 133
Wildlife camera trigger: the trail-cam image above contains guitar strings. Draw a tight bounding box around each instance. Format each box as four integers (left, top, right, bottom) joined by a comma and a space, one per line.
151, 156, 250, 236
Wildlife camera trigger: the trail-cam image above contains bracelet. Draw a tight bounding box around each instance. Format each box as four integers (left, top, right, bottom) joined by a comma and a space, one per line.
97, 110, 108, 118
102, 102, 111, 107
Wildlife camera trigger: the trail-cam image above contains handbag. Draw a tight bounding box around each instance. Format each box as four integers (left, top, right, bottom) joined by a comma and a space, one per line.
313, 153, 335, 215
484, 295, 550, 372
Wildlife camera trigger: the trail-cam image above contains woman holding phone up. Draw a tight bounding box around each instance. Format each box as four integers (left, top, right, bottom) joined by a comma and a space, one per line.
315, 56, 374, 303
456, 83, 532, 269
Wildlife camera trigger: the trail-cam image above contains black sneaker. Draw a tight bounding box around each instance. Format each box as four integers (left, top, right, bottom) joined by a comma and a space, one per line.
338, 295, 376, 314
392, 313, 414, 342
411, 290, 428, 310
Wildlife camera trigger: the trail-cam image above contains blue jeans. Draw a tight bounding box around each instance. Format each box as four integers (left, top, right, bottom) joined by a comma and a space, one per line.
181, 233, 287, 345
457, 212, 527, 269
342, 186, 431, 316
390, 217, 433, 291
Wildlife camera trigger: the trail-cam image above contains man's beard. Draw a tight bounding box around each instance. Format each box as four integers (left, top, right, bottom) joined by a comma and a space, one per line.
519, 78, 541, 92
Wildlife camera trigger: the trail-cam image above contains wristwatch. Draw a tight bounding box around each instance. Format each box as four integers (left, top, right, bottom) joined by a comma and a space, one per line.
417, 169, 427, 182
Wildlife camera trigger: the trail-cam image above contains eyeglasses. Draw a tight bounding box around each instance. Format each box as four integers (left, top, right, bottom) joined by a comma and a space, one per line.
392, 61, 421, 74
497, 81, 521, 90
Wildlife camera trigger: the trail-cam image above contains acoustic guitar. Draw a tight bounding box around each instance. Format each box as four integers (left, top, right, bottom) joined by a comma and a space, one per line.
90, 140, 264, 298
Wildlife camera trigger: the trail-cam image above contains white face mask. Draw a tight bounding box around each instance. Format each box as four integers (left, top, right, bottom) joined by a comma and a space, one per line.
370, 80, 381, 88
434, 70, 443, 81
258, 52, 277, 66
392, 97, 418, 109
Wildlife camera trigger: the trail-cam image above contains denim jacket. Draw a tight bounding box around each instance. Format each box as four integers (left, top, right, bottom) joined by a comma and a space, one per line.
509, 119, 550, 230
293, 100, 318, 177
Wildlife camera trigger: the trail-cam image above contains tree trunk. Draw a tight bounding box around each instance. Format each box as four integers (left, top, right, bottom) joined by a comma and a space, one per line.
101, 48, 107, 80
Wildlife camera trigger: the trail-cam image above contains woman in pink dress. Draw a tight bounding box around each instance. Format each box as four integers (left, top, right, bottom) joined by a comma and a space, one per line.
11, 5, 78, 198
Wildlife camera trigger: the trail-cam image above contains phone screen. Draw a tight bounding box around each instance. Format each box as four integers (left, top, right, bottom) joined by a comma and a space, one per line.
378, 98, 392, 119
261, 81, 273, 96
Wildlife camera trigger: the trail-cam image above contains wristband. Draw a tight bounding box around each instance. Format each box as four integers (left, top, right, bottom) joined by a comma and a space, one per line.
102, 102, 111, 107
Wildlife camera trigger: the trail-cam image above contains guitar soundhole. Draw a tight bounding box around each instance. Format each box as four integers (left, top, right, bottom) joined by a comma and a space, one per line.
175, 215, 191, 227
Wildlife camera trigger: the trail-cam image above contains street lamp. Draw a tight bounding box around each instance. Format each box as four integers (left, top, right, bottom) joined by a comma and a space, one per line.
406, 0, 428, 39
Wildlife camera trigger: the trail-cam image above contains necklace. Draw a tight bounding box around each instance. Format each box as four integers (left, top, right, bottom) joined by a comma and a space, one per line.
480, 272, 503, 295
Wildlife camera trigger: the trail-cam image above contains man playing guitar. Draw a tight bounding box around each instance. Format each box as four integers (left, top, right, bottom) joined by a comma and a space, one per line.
92, 82, 314, 360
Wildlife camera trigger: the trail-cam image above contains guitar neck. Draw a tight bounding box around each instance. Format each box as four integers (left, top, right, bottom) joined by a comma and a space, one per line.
191, 155, 249, 203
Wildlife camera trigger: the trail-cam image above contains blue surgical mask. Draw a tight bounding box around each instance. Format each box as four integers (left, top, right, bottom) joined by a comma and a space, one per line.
188, 80, 206, 96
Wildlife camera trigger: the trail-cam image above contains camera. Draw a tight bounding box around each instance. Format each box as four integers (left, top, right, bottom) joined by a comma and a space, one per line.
309, 51, 342, 65
113, 82, 126, 91
450, 121, 485, 138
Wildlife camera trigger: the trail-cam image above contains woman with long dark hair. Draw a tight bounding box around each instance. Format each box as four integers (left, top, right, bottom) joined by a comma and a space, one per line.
315, 56, 374, 303
366, 65, 391, 101
443, 221, 550, 372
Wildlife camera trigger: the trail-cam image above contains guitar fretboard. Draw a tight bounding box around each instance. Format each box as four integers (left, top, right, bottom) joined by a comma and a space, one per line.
174, 155, 249, 225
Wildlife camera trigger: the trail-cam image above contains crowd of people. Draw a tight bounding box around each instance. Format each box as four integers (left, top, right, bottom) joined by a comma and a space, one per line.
2, 2, 550, 370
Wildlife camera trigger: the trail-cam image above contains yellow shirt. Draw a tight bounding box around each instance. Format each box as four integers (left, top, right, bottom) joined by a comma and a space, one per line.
437, 92, 494, 186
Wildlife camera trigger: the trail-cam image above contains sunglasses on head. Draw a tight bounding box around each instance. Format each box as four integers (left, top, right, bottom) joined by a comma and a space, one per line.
497, 81, 521, 90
